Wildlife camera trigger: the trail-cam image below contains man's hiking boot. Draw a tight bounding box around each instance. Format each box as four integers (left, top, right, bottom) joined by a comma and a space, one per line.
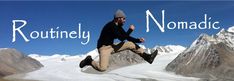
79, 55, 93, 68
142, 49, 158, 64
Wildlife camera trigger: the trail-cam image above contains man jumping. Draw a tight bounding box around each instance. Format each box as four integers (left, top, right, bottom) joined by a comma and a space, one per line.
79, 9, 158, 72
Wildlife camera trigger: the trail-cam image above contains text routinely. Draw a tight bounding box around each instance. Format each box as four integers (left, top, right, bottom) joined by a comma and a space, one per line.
12, 20, 90, 45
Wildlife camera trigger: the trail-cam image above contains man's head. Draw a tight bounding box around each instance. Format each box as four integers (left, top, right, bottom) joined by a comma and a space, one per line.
114, 9, 126, 26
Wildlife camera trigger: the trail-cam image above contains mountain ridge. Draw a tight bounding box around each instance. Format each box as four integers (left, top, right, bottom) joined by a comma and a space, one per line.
166, 26, 234, 81
0, 48, 43, 77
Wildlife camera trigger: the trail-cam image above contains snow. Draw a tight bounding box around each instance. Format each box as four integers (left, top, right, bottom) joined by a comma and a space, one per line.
83, 49, 99, 59
228, 26, 234, 33
28, 54, 76, 61
190, 33, 207, 48
0, 48, 11, 51
24, 48, 199, 81
139, 44, 146, 49
151, 45, 186, 54
215, 27, 234, 47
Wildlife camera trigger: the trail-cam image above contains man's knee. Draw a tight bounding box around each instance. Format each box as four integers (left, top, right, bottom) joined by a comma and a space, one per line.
125, 41, 136, 49
98, 46, 112, 72
99, 46, 113, 54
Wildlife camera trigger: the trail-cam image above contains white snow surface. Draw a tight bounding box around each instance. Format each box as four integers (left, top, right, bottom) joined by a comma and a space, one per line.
25, 46, 199, 81
228, 26, 234, 33
152, 45, 186, 54
0, 48, 11, 51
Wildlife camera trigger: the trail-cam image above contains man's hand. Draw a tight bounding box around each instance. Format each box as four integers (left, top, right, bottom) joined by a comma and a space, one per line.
139, 38, 145, 43
130, 25, 135, 30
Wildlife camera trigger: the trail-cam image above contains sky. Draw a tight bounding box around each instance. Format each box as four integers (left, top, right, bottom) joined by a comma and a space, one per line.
0, 1, 234, 55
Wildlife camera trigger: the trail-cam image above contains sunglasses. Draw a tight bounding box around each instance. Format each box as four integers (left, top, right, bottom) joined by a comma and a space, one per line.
121, 17, 126, 20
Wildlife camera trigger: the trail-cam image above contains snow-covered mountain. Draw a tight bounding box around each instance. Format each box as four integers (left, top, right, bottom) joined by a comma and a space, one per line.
227, 26, 234, 33
166, 26, 234, 81
28, 54, 81, 62
5, 46, 197, 81
144, 45, 186, 55
215, 27, 234, 48
0, 48, 43, 77
28, 44, 186, 63
27, 44, 186, 74
4, 44, 191, 81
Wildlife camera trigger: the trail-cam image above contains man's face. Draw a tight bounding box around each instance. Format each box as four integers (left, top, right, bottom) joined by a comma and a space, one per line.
117, 17, 126, 26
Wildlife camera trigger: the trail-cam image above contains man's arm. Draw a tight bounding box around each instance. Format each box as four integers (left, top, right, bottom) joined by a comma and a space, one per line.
126, 25, 135, 35
126, 29, 133, 35
113, 26, 141, 43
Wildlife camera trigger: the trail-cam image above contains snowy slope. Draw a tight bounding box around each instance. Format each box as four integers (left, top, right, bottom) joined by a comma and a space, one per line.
227, 26, 234, 33
150, 45, 186, 55
216, 27, 234, 48
7, 46, 199, 81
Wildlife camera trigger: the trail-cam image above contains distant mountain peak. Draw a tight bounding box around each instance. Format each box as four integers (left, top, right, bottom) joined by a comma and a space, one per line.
227, 26, 234, 33
149, 45, 186, 54
190, 33, 216, 49
166, 26, 234, 80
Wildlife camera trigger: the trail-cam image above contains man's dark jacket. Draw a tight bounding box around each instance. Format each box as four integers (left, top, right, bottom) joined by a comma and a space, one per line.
97, 20, 141, 48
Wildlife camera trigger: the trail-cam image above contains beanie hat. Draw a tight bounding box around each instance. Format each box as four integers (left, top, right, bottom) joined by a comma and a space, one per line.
114, 9, 126, 18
